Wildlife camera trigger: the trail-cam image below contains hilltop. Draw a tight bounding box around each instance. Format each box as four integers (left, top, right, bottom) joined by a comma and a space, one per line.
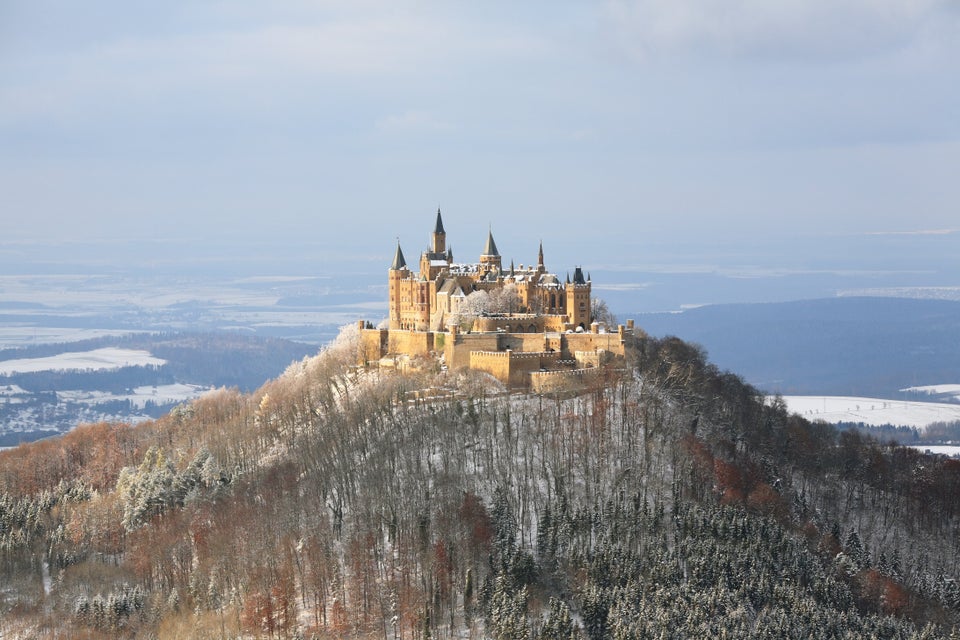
2, 325, 960, 638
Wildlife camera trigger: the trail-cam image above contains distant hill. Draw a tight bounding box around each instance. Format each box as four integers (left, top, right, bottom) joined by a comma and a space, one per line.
0, 332, 315, 439
633, 297, 960, 397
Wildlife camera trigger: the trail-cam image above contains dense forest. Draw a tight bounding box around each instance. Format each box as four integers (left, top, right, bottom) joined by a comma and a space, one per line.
3, 325, 960, 638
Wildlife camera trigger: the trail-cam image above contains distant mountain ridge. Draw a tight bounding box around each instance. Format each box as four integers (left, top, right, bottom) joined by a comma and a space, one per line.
633, 297, 960, 397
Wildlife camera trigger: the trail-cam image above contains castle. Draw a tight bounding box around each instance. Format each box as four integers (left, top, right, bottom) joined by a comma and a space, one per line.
360, 209, 635, 390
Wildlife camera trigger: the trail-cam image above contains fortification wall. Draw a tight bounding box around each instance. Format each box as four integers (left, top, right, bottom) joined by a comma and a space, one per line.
563, 332, 625, 358
359, 328, 389, 364
473, 315, 541, 334
469, 350, 561, 388
500, 332, 550, 353
387, 330, 435, 357
542, 315, 568, 333
445, 332, 499, 370
530, 367, 600, 394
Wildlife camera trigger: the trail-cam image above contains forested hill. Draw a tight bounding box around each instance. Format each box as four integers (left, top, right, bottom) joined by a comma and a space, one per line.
3, 326, 960, 638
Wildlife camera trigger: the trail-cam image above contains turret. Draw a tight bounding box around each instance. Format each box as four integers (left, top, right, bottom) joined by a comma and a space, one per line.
388, 240, 409, 329
390, 241, 407, 271
565, 265, 591, 329
431, 207, 446, 254
479, 227, 502, 275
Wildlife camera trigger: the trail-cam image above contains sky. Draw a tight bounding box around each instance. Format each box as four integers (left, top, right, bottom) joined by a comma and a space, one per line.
1, 1, 959, 298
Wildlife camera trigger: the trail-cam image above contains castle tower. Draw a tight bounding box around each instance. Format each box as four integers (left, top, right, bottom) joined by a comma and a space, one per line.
431, 208, 446, 254
479, 228, 502, 275
565, 266, 591, 329
421, 208, 452, 281
388, 241, 409, 330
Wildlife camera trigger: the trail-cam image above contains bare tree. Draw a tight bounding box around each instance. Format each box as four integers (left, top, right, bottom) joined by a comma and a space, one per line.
591, 297, 616, 327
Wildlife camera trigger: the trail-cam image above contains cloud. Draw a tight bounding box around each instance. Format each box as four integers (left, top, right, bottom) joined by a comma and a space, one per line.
593, 283, 652, 291
0, 7, 549, 125
602, 0, 960, 62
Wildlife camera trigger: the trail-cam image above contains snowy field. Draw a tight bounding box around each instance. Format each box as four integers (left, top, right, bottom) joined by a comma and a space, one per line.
0, 348, 166, 375
902, 384, 960, 403
57, 383, 210, 409
780, 396, 960, 429
0, 327, 141, 348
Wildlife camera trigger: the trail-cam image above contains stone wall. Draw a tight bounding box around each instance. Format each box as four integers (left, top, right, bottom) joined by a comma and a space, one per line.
500, 332, 551, 353
563, 332, 625, 359
530, 367, 601, 394
360, 320, 636, 387
359, 327, 389, 364
469, 350, 561, 388
445, 332, 499, 370
388, 330, 435, 357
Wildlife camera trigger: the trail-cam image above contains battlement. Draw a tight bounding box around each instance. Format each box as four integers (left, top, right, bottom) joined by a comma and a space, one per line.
469, 350, 556, 360
469, 349, 561, 388
530, 367, 601, 393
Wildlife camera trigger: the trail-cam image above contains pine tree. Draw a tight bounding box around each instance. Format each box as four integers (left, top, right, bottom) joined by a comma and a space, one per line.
538, 597, 579, 640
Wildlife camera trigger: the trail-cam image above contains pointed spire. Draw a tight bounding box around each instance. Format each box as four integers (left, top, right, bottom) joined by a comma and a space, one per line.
509, 260, 515, 277
482, 227, 500, 257
573, 266, 586, 285
537, 241, 544, 268
434, 207, 445, 234
566, 272, 570, 285
390, 240, 407, 270
448, 245, 453, 262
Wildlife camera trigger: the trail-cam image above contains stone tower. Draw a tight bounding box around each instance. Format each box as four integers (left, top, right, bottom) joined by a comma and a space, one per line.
388, 241, 408, 330
479, 228, 502, 276
431, 207, 446, 254
565, 266, 591, 329
420, 208, 452, 281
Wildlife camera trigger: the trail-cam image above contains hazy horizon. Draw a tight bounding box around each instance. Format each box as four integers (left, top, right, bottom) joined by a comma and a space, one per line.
2, 1, 959, 319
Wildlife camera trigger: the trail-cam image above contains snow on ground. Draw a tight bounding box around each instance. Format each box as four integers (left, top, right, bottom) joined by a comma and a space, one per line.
0, 327, 139, 348
901, 384, 960, 402
57, 383, 211, 409
0, 385, 28, 395
0, 348, 166, 374
780, 396, 960, 429
909, 445, 960, 457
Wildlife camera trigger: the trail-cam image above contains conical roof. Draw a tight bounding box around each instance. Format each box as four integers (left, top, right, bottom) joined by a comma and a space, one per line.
482, 228, 500, 257
434, 208, 445, 234
390, 241, 407, 270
